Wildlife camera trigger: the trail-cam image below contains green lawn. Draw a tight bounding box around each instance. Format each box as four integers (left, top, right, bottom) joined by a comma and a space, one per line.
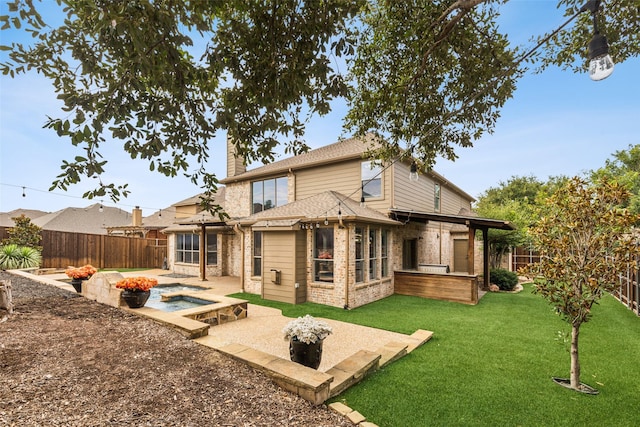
232, 286, 640, 426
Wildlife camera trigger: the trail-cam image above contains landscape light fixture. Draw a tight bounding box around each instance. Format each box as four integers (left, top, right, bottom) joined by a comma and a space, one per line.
582, 0, 614, 81
409, 161, 419, 182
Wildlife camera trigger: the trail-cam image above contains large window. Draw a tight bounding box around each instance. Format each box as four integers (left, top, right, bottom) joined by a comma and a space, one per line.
314, 228, 334, 282
176, 233, 199, 264
206, 233, 217, 265
369, 228, 378, 280
176, 233, 217, 265
355, 227, 365, 283
253, 232, 262, 276
252, 177, 288, 213
361, 161, 382, 199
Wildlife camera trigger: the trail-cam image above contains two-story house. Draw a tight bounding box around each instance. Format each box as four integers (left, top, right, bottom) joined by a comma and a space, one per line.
163, 134, 513, 308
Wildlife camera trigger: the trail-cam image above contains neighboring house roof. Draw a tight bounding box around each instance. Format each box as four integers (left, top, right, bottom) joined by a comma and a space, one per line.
220, 134, 381, 184
30, 204, 133, 235
235, 191, 401, 226
0, 209, 49, 227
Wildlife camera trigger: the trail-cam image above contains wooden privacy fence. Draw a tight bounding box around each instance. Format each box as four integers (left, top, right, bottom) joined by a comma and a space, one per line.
614, 262, 640, 317
511, 246, 540, 272
0, 227, 167, 269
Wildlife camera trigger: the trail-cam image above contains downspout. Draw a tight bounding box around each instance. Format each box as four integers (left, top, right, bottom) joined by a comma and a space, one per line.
439, 223, 443, 264
200, 223, 207, 281
234, 223, 246, 292
344, 224, 350, 309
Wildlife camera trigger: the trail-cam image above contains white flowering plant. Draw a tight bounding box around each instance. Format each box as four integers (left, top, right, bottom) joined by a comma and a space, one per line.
282, 315, 332, 344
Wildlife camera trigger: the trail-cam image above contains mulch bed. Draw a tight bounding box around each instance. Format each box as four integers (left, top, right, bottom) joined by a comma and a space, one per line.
0, 271, 350, 426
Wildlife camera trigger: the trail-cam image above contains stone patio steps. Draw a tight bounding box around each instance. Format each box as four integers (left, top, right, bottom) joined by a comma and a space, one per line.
195, 336, 333, 405
326, 350, 380, 398
195, 329, 434, 405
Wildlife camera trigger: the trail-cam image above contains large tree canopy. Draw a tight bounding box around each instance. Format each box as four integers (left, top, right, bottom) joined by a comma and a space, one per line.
1, 0, 638, 205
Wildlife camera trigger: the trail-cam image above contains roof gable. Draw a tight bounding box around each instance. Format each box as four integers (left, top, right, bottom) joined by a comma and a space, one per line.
221, 134, 380, 184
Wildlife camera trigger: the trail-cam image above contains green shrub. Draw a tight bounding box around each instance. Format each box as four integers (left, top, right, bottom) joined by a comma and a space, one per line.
490, 268, 518, 291
0, 244, 42, 270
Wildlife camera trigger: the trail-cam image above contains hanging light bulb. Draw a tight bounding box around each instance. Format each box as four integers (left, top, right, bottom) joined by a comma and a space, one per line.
158, 209, 162, 217
588, 33, 614, 81
324, 217, 329, 226
99, 201, 104, 213
586, 0, 614, 81
409, 161, 419, 182
22, 186, 26, 197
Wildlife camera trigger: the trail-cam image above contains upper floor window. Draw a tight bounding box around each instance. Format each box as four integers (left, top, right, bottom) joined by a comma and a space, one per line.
434, 183, 441, 212
361, 161, 382, 199
252, 177, 288, 213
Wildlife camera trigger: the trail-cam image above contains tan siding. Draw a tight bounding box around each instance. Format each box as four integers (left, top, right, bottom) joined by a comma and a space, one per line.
295, 160, 361, 201
392, 162, 436, 212
294, 231, 307, 303
295, 158, 392, 214
440, 185, 472, 215
263, 231, 296, 303
392, 162, 472, 215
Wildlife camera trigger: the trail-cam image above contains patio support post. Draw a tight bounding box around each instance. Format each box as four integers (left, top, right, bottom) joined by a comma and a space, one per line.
481, 227, 490, 291
467, 225, 475, 275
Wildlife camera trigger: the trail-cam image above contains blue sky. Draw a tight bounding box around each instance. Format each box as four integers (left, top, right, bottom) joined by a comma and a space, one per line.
1, 1, 639, 216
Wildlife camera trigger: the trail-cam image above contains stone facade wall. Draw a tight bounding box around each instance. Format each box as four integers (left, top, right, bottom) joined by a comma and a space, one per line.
224, 181, 251, 218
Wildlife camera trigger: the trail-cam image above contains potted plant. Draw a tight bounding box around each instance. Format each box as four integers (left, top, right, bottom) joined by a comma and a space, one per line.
65, 264, 97, 293
282, 315, 332, 369
115, 276, 158, 308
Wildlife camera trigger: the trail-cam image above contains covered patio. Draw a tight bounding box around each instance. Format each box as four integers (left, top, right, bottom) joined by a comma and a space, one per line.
390, 209, 515, 304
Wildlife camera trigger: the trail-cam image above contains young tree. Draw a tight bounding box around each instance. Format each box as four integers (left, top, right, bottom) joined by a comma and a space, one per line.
522, 177, 640, 393
2, 215, 42, 251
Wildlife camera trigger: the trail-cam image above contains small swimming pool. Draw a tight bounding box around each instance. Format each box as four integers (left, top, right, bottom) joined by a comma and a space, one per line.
146, 284, 212, 312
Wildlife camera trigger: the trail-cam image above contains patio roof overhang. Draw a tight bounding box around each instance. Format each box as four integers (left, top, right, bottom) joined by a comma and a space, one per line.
389, 209, 515, 231
389, 209, 515, 291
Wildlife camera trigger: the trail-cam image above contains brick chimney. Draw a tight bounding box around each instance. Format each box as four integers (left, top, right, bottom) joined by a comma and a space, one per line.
132, 206, 142, 227
226, 133, 246, 178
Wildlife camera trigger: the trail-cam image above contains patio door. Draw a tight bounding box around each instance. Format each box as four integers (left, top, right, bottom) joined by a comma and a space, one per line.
402, 239, 417, 270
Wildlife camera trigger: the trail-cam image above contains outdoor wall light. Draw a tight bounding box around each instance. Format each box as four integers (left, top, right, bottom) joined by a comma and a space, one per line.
409, 161, 419, 182
583, 0, 614, 81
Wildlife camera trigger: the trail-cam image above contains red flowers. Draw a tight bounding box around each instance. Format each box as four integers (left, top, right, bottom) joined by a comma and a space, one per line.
65, 264, 97, 280
115, 277, 158, 292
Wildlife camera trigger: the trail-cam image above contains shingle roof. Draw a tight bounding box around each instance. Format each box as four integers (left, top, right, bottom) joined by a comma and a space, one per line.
235, 191, 400, 226
220, 134, 381, 184
0, 209, 49, 227
30, 204, 133, 235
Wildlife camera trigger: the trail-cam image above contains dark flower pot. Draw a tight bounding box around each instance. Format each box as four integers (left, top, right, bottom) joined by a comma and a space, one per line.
70, 278, 84, 293
289, 338, 324, 370
121, 289, 151, 309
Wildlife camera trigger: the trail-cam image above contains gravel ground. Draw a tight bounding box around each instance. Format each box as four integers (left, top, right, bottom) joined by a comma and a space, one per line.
0, 271, 351, 426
